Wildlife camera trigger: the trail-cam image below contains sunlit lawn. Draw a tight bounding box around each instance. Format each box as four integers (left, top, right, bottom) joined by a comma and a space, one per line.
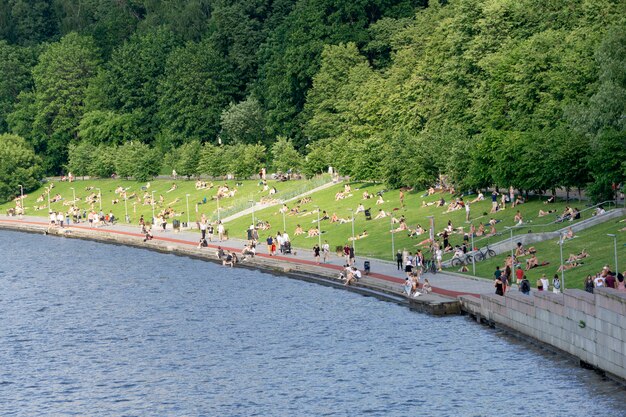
452, 217, 626, 290
0, 177, 311, 225
225, 182, 588, 261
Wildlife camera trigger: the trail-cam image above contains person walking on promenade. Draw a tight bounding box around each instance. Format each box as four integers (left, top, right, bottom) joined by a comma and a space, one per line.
495, 276, 504, 296
322, 240, 330, 263
584, 275, 594, 293
266, 235, 274, 255
349, 245, 355, 266
396, 250, 403, 270
313, 244, 321, 264
343, 244, 350, 264
217, 221, 225, 241
519, 275, 531, 295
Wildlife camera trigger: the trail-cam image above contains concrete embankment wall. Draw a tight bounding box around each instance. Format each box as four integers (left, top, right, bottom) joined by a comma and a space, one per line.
460, 289, 626, 382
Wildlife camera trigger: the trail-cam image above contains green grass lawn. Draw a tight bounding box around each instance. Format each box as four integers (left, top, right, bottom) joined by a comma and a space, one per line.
0, 177, 321, 225
224, 182, 591, 261
452, 216, 626, 290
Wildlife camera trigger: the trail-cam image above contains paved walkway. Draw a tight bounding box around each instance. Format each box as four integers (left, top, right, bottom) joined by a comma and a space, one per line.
0, 215, 496, 298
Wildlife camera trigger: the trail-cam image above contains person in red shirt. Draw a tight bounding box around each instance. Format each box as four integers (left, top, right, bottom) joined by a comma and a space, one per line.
515, 265, 524, 285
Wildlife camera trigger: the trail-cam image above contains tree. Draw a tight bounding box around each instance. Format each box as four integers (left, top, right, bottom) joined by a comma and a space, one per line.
67, 141, 95, 178
88, 144, 116, 178
227, 143, 266, 179
0, 41, 38, 132
29, 33, 101, 173
197, 143, 226, 177
0, 133, 42, 203
158, 39, 238, 146
271, 136, 301, 173
114, 142, 161, 181
220, 96, 266, 145
172, 140, 202, 178
78, 110, 144, 145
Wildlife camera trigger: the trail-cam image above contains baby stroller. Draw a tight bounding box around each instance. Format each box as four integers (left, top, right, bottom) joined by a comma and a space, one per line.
283, 241, 292, 254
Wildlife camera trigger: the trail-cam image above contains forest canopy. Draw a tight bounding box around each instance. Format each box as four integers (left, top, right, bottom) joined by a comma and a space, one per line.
0, 0, 624, 202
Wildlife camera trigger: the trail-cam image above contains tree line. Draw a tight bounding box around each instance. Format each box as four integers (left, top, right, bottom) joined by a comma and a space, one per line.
0, 0, 624, 203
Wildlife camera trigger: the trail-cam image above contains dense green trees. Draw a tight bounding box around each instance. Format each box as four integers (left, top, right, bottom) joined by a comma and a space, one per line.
0, 133, 42, 202
0, 0, 624, 203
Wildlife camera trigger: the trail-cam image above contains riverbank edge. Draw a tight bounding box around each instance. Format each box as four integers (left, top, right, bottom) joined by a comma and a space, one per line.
0, 220, 461, 316
459, 292, 626, 386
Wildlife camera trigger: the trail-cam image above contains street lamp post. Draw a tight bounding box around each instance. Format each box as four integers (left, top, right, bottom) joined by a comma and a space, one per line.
18, 184, 23, 219
47, 188, 50, 211
186, 194, 190, 228
96, 187, 102, 210
608, 234, 618, 276
471, 232, 476, 276
348, 208, 355, 252
151, 190, 156, 224
390, 215, 395, 261
124, 194, 129, 223
282, 209, 286, 232
216, 195, 221, 222
559, 231, 565, 291
314, 205, 321, 248
249, 200, 255, 226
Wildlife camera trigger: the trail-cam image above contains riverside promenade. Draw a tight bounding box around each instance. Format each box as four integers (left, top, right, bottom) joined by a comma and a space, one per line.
0, 215, 494, 309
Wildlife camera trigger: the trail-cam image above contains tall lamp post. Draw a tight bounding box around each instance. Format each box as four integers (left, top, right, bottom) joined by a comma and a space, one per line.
471, 232, 476, 276
282, 209, 286, 232
216, 194, 221, 222
47, 187, 51, 211
151, 190, 156, 224
249, 199, 255, 226
185, 193, 190, 228
559, 231, 565, 291
124, 193, 129, 223
390, 215, 395, 261
96, 187, 102, 210
348, 208, 355, 252
314, 205, 322, 248
608, 234, 618, 275
18, 184, 24, 219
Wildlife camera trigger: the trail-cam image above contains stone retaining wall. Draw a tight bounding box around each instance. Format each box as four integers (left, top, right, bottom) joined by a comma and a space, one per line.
460, 289, 626, 382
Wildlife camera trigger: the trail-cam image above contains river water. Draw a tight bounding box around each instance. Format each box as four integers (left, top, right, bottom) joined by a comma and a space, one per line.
0, 230, 624, 416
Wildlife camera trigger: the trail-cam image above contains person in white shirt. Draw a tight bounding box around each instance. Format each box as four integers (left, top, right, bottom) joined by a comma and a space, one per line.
465, 202, 471, 222
322, 240, 330, 263
540, 274, 550, 292
56, 212, 64, 228
344, 267, 361, 286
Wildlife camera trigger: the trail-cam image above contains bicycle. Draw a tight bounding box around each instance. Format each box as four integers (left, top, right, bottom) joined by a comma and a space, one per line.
424, 258, 438, 274
451, 253, 473, 267
471, 244, 496, 262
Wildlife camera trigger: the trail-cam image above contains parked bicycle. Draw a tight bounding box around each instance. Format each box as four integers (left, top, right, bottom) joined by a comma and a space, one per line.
471, 244, 496, 262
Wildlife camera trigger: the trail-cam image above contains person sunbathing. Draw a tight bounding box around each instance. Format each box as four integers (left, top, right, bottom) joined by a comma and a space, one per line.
476, 222, 485, 236
288, 206, 301, 216
335, 192, 345, 201
567, 249, 589, 263
344, 184, 351, 193
166, 183, 177, 193
514, 211, 523, 225
362, 191, 372, 200
355, 203, 365, 214
526, 254, 539, 270
294, 224, 304, 236
330, 212, 339, 223
436, 197, 445, 207
408, 225, 425, 237
392, 221, 408, 233
538, 209, 556, 217
374, 209, 388, 219
376, 195, 385, 205
349, 230, 368, 241
514, 196, 525, 205
564, 227, 575, 239
422, 200, 436, 207
487, 224, 497, 237
558, 261, 583, 272
470, 192, 484, 203
307, 227, 320, 237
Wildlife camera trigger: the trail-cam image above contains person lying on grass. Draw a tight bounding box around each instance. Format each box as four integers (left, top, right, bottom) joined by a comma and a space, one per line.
557, 261, 583, 272
567, 249, 589, 263
526, 254, 550, 270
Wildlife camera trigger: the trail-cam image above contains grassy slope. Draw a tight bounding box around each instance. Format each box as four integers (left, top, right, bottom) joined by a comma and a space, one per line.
0, 178, 310, 225
6, 178, 620, 289
225, 182, 587, 260
454, 216, 626, 290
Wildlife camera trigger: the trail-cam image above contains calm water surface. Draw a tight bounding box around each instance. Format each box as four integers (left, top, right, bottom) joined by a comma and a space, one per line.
0, 230, 624, 416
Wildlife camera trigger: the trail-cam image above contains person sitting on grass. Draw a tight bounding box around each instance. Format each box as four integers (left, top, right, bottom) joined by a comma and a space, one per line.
355, 203, 365, 214
526, 254, 539, 270
307, 227, 320, 237
374, 209, 389, 220
166, 183, 177, 193
294, 224, 304, 236
421, 200, 436, 207
538, 209, 557, 217
470, 192, 484, 203
545, 195, 555, 204
567, 249, 589, 263
476, 222, 485, 236
514, 211, 523, 225
376, 195, 385, 205
515, 242, 536, 257
362, 191, 372, 200
408, 224, 425, 237
486, 223, 497, 237
557, 261, 583, 272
